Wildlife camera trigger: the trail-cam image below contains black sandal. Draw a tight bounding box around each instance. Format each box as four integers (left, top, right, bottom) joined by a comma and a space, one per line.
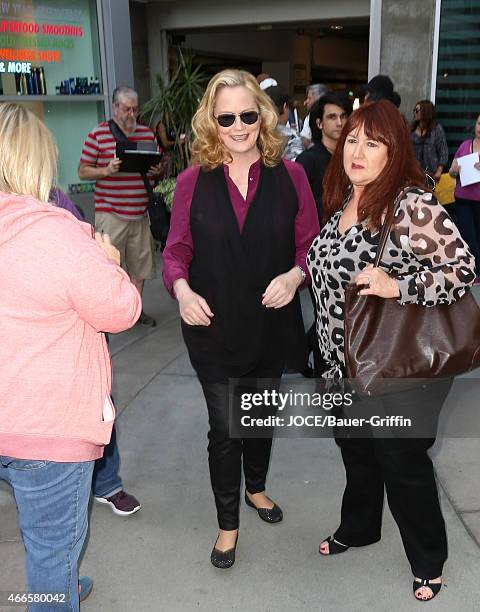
319, 536, 350, 555
413, 578, 442, 601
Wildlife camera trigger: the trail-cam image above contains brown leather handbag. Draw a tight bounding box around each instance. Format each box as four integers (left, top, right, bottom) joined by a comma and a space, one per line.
344, 187, 480, 395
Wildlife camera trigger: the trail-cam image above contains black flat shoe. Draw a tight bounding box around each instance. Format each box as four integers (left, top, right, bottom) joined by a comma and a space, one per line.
244, 492, 283, 523
210, 534, 237, 569
413, 578, 442, 602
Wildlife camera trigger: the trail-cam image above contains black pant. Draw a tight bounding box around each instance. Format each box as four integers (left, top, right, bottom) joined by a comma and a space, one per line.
333, 379, 452, 578
455, 196, 480, 275
200, 360, 283, 531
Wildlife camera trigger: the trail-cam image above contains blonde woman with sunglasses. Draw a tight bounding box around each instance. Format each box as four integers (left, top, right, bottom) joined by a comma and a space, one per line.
163, 69, 319, 568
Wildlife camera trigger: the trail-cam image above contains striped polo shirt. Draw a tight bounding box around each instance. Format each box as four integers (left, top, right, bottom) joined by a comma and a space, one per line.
80, 121, 156, 220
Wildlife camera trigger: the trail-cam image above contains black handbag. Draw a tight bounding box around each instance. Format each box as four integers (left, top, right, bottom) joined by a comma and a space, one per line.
108, 120, 171, 250
344, 186, 480, 395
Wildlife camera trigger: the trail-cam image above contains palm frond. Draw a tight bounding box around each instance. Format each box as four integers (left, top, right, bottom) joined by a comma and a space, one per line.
139, 48, 207, 175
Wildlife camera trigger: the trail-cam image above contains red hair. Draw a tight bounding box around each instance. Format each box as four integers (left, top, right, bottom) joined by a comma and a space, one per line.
323, 100, 427, 229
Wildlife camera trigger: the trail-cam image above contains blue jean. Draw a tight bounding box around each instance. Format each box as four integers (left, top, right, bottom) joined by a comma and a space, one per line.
92, 422, 122, 497
0, 457, 94, 612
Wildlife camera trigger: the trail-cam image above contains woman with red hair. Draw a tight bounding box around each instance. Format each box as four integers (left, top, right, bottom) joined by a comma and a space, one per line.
307, 100, 475, 601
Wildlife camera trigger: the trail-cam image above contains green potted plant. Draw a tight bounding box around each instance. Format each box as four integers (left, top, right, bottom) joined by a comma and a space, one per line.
141, 50, 207, 209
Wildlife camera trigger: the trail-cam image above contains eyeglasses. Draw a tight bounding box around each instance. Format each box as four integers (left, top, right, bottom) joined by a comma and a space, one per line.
117, 103, 139, 115
214, 111, 259, 128
413, 107, 421, 113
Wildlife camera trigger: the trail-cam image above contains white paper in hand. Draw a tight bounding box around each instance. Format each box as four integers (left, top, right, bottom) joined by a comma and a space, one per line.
458, 152, 480, 187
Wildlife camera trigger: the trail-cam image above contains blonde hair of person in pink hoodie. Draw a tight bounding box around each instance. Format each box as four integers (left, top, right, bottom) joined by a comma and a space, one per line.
0, 103, 57, 201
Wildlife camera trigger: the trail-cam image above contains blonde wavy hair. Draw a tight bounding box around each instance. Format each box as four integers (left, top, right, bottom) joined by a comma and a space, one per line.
0, 103, 57, 202
190, 69, 284, 169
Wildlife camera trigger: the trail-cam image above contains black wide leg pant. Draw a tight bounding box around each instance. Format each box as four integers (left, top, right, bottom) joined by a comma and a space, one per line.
333, 379, 452, 579
200, 360, 284, 531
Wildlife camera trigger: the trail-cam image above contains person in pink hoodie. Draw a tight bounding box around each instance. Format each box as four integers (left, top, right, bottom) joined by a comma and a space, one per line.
0, 103, 141, 611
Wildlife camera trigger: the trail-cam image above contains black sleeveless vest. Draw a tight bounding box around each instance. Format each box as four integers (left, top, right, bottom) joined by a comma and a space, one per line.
181, 162, 307, 380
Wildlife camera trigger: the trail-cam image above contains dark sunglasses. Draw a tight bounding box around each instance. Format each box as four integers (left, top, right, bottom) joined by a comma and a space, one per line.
214, 111, 259, 128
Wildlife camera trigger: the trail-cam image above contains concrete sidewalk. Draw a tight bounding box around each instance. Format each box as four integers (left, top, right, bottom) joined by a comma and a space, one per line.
1, 255, 480, 611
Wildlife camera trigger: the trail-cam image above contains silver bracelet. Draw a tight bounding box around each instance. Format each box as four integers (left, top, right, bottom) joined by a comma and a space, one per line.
294, 265, 306, 283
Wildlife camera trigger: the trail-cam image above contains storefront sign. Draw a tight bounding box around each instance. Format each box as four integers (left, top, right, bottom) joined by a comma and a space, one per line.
0, 20, 83, 37
0, 2, 86, 67
0, 60, 31, 72
0, 0, 105, 192
0, 47, 60, 61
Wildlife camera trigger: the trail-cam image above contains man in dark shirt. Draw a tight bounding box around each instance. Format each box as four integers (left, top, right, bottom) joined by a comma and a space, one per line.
296, 92, 352, 223
296, 92, 352, 377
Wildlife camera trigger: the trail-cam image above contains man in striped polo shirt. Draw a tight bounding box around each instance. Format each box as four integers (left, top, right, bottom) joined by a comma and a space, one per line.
79, 85, 162, 327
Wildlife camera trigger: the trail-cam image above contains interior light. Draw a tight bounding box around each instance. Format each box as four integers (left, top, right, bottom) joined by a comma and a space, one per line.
330, 25, 344, 31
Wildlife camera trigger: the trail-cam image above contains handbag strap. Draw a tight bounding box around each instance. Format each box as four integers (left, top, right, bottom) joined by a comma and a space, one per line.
373, 186, 417, 267
108, 119, 154, 199
108, 119, 130, 144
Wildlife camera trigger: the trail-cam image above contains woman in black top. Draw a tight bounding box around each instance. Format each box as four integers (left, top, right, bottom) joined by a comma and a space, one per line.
411, 100, 448, 183
163, 69, 319, 569
308, 100, 474, 602
155, 121, 185, 151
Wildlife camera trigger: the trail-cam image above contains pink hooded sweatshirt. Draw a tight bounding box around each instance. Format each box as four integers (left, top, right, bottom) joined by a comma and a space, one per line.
0, 193, 142, 462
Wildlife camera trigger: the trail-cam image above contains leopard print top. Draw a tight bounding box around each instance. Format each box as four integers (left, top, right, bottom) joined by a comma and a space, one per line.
307, 188, 476, 379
